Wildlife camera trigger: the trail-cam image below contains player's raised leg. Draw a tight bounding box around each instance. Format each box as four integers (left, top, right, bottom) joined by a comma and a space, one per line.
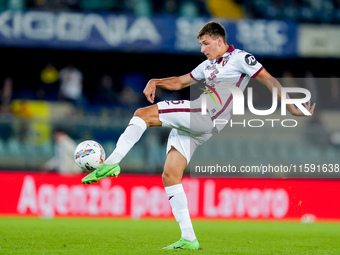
82, 104, 161, 184
162, 147, 199, 250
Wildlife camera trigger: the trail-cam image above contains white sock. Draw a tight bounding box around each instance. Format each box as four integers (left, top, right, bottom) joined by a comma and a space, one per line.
105, 116, 147, 165
165, 183, 196, 241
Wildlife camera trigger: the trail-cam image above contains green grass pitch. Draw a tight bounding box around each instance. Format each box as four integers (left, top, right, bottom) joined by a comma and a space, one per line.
1, 218, 340, 254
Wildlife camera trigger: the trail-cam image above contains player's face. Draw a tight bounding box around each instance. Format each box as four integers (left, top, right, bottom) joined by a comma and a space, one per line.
199, 34, 221, 60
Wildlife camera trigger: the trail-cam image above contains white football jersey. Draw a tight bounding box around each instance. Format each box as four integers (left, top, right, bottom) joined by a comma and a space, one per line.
190, 45, 263, 131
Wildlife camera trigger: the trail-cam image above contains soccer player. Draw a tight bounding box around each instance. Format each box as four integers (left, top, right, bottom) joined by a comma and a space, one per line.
81, 21, 315, 250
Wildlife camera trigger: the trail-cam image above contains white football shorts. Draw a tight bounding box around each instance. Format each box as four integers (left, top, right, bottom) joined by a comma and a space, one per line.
157, 99, 215, 164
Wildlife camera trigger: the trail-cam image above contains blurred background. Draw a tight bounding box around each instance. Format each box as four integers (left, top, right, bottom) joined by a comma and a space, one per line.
0, 0, 339, 177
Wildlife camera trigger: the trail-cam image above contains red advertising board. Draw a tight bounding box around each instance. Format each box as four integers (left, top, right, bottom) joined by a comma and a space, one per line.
0, 172, 339, 220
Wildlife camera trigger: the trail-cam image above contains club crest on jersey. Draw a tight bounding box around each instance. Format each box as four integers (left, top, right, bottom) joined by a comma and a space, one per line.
245, 54, 257, 66
222, 56, 230, 67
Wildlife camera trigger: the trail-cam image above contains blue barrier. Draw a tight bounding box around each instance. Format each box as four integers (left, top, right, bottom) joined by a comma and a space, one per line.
0, 11, 297, 57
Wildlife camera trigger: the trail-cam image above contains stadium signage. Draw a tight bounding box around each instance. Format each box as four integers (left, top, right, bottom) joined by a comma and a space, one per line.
0, 10, 297, 57
1, 172, 340, 219
6, 174, 290, 219
236, 20, 289, 56
203, 180, 289, 218
0, 10, 161, 46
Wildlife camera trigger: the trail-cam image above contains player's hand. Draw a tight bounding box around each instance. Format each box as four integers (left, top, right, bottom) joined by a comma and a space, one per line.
143, 79, 157, 103
290, 101, 316, 116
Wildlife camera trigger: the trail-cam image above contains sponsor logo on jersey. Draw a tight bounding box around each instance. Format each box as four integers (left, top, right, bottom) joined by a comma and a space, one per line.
245, 54, 257, 66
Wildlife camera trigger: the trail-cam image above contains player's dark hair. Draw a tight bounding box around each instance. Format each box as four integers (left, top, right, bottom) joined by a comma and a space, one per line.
52, 126, 68, 135
196, 21, 226, 43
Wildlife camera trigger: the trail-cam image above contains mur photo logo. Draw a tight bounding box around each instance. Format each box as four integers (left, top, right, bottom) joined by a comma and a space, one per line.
200, 84, 312, 128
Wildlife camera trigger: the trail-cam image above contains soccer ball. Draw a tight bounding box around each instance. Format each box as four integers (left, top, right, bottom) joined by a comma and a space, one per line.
74, 140, 106, 171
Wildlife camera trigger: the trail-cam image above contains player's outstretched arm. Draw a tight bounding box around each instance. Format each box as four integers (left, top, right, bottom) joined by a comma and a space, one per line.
255, 68, 316, 116
143, 73, 194, 103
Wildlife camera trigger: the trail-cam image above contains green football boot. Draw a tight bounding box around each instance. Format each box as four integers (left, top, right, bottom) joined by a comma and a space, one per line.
163, 237, 200, 250
82, 163, 120, 184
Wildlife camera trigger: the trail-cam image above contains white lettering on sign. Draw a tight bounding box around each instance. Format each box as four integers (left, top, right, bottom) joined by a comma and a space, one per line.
17, 175, 38, 214
175, 17, 206, 51
16, 175, 289, 219
236, 20, 288, 55
203, 180, 289, 218
129, 179, 199, 218
182, 178, 200, 217
130, 186, 171, 219
16, 176, 126, 218
0, 11, 161, 46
